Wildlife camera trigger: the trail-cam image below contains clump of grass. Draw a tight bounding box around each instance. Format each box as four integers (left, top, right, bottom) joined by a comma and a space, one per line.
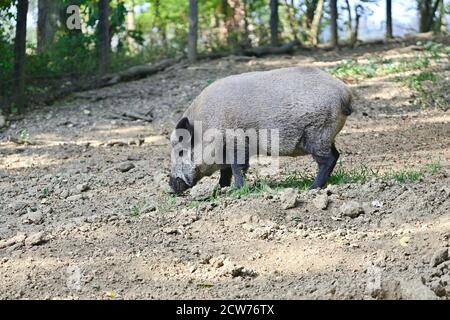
328, 166, 379, 184
328, 60, 378, 79
399, 71, 440, 108
157, 194, 177, 213
130, 205, 141, 217
383, 169, 422, 183
226, 179, 272, 198
19, 128, 30, 143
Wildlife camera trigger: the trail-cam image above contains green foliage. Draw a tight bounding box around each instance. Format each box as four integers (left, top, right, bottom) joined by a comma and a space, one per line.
130, 205, 141, 217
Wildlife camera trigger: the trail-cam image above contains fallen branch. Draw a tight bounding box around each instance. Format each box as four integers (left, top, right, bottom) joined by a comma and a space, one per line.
111, 110, 154, 122
101, 56, 184, 86
243, 39, 301, 57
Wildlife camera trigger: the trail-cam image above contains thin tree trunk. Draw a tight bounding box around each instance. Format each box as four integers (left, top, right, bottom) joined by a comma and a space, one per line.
330, 0, 338, 48
284, 0, 298, 41
13, 0, 29, 113
98, 0, 110, 76
188, 0, 198, 62
37, 0, 59, 53
352, 6, 362, 47
310, 0, 324, 46
438, 0, 447, 33
270, 0, 279, 46
386, 0, 393, 39
126, 0, 136, 50
344, 0, 353, 42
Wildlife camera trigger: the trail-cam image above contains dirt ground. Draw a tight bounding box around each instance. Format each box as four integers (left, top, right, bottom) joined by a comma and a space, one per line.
0, 38, 449, 300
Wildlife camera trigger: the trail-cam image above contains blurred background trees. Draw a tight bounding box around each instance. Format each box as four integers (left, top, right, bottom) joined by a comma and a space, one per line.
0, 0, 449, 115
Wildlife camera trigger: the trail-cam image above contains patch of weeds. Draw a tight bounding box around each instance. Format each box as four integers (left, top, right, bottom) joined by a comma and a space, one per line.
19, 128, 30, 143
328, 60, 377, 79
424, 161, 442, 175
226, 179, 272, 198
404, 71, 437, 91
400, 71, 439, 108
269, 173, 314, 190
129, 205, 141, 217
42, 187, 50, 198
158, 194, 177, 213
328, 166, 379, 185
382, 161, 442, 183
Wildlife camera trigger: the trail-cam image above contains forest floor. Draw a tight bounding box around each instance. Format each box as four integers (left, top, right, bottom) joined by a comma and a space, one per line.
0, 37, 450, 300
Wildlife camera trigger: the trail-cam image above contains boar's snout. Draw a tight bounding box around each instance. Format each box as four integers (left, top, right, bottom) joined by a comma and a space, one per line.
169, 176, 191, 194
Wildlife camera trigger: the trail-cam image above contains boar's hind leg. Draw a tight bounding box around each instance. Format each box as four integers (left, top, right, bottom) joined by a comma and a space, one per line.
310, 144, 340, 189
231, 163, 249, 189
219, 167, 233, 187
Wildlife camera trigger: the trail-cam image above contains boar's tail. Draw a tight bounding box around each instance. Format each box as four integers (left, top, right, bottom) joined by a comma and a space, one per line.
340, 88, 353, 116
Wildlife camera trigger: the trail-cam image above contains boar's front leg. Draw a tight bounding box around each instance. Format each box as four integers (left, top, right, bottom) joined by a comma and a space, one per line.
231, 163, 249, 189
310, 144, 340, 189
219, 167, 233, 187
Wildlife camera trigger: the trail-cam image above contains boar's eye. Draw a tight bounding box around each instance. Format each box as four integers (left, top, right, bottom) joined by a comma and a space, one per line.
179, 150, 184, 157
179, 136, 183, 142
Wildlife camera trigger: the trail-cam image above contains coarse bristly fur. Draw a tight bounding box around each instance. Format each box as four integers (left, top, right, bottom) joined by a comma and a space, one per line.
169, 66, 353, 194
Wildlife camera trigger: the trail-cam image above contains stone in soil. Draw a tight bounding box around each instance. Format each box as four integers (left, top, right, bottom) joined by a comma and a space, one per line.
280, 188, 299, 210
430, 248, 449, 267
313, 194, 329, 210
117, 162, 135, 173
340, 201, 365, 218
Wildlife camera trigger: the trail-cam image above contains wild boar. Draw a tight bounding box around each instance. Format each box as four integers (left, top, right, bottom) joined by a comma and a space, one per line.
169, 66, 353, 194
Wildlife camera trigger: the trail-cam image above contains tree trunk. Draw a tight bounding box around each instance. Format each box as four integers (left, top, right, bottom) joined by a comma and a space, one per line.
37, 0, 59, 53
98, 0, 110, 76
284, 0, 298, 41
419, 0, 441, 32
330, 0, 338, 48
344, 0, 353, 42
188, 0, 198, 62
352, 6, 362, 47
13, 0, 29, 114
126, 0, 136, 50
310, 0, 324, 46
438, 0, 447, 33
270, 0, 279, 46
386, 0, 393, 39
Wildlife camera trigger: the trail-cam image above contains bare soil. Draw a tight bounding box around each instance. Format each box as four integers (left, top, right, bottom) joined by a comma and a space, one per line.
0, 39, 449, 300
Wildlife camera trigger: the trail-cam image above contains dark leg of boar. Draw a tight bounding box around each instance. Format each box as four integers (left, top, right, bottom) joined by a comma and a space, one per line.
231, 163, 249, 188
219, 167, 233, 187
310, 144, 340, 189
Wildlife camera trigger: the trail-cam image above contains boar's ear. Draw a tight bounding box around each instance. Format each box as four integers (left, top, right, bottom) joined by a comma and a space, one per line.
176, 117, 194, 137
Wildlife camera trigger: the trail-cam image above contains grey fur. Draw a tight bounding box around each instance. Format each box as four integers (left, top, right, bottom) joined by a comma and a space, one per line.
169, 66, 353, 193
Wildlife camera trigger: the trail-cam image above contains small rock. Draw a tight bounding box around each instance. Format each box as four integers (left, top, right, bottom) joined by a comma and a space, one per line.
400, 279, 438, 300
280, 188, 299, 210
66, 194, 85, 202
60, 190, 69, 199
340, 201, 365, 218
431, 248, 449, 267
313, 194, 329, 210
210, 255, 226, 268
371, 200, 383, 208
162, 227, 180, 235
430, 280, 447, 297
76, 184, 90, 193
21, 211, 44, 225
189, 184, 214, 201
117, 162, 135, 173
0, 233, 26, 249
25, 232, 47, 246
